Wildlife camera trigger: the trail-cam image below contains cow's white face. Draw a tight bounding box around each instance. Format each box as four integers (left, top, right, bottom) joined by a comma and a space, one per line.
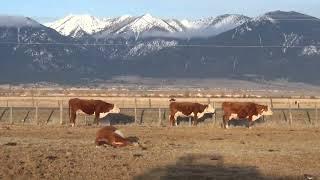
204, 104, 215, 114
262, 108, 273, 116
98, 105, 120, 118
110, 104, 120, 114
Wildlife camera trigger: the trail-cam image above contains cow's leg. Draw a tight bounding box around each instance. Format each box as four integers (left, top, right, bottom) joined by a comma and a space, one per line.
94, 112, 100, 125
169, 111, 176, 127
222, 114, 229, 129
247, 116, 253, 129
193, 114, 198, 126
70, 110, 77, 127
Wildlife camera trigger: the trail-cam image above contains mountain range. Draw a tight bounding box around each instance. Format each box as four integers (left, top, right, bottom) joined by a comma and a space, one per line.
0, 11, 320, 85
45, 13, 250, 38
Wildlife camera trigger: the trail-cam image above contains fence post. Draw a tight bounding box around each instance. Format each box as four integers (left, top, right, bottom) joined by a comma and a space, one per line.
134, 98, 137, 124
305, 110, 311, 125
149, 98, 151, 108
269, 98, 274, 109
288, 99, 293, 125
213, 101, 216, 125
46, 110, 55, 124
60, 100, 63, 125
314, 102, 318, 124
23, 110, 31, 123
0, 108, 8, 121
35, 101, 38, 124
158, 108, 162, 126
10, 106, 13, 124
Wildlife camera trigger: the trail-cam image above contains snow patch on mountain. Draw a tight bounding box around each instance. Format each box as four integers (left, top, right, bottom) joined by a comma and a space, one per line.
282, 33, 303, 53
301, 45, 320, 56
127, 40, 178, 56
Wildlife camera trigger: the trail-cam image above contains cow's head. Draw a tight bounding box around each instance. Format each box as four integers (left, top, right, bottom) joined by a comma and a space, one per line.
99, 104, 121, 118
110, 104, 120, 114
257, 104, 273, 116
204, 104, 216, 114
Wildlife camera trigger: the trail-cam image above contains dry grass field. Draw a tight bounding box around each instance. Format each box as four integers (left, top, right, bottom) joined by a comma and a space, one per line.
0, 96, 320, 179
0, 124, 320, 180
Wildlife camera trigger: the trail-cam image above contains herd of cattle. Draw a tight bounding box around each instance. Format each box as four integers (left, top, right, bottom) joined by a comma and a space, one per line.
68, 98, 273, 148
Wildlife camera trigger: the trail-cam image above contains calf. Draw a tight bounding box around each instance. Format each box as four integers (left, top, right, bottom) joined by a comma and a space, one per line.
95, 126, 139, 148
169, 100, 215, 126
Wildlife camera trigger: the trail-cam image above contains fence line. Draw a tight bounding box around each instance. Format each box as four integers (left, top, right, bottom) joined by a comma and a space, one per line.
0, 97, 319, 127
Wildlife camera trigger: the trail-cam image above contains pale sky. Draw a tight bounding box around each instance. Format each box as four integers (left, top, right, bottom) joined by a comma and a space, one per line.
1, 0, 320, 22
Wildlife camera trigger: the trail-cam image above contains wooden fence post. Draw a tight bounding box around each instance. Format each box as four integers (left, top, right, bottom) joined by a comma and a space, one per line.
60, 100, 63, 125
158, 108, 162, 126
315, 103, 318, 126
305, 110, 311, 125
0, 108, 8, 122
213, 101, 216, 126
46, 110, 55, 124
282, 110, 287, 122
149, 98, 151, 108
35, 101, 38, 124
23, 110, 31, 123
269, 98, 274, 109
134, 98, 137, 124
288, 100, 293, 125
10, 106, 13, 124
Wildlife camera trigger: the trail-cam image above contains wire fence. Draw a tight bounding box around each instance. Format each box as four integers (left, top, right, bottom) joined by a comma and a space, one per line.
0, 97, 319, 128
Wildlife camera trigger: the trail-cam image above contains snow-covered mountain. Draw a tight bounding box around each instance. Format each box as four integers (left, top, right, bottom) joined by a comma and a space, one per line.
45, 14, 109, 38
178, 14, 251, 37
45, 13, 250, 39
94, 13, 186, 39
2, 11, 320, 84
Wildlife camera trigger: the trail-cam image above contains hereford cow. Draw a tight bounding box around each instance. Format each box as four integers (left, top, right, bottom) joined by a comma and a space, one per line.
222, 102, 273, 129
169, 100, 215, 126
95, 126, 139, 148
68, 98, 120, 127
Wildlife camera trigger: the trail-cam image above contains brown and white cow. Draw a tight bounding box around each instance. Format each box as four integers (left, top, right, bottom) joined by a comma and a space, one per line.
68, 98, 120, 127
169, 100, 215, 126
95, 126, 139, 148
222, 102, 273, 129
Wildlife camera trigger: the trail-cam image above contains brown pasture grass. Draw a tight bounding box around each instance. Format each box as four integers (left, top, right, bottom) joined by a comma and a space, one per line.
0, 124, 319, 179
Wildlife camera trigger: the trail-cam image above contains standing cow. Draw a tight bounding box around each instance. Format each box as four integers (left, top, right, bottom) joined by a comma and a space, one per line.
68, 98, 120, 127
222, 102, 273, 129
169, 99, 215, 126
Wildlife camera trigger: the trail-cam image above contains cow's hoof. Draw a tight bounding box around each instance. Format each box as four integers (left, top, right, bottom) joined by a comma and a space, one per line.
71, 123, 75, 127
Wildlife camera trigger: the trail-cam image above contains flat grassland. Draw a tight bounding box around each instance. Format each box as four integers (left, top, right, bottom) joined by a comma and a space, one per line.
0, 125, 319, 180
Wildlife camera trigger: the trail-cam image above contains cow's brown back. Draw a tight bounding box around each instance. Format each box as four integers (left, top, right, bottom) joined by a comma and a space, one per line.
95, 126, 132, 147
68, 98, 115, 126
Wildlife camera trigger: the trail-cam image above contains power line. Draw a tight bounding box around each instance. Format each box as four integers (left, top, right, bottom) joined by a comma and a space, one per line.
0, 41, 319, 48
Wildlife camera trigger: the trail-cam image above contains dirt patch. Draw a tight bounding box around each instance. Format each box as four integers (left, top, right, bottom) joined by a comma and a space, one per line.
0, 124, 319, 179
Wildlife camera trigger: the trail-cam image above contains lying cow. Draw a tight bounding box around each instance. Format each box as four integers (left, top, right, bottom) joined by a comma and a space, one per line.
169, 100, 215, 126
222, 102, 273, 129
68, 98, 120, 127
95, 126, 139, 148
